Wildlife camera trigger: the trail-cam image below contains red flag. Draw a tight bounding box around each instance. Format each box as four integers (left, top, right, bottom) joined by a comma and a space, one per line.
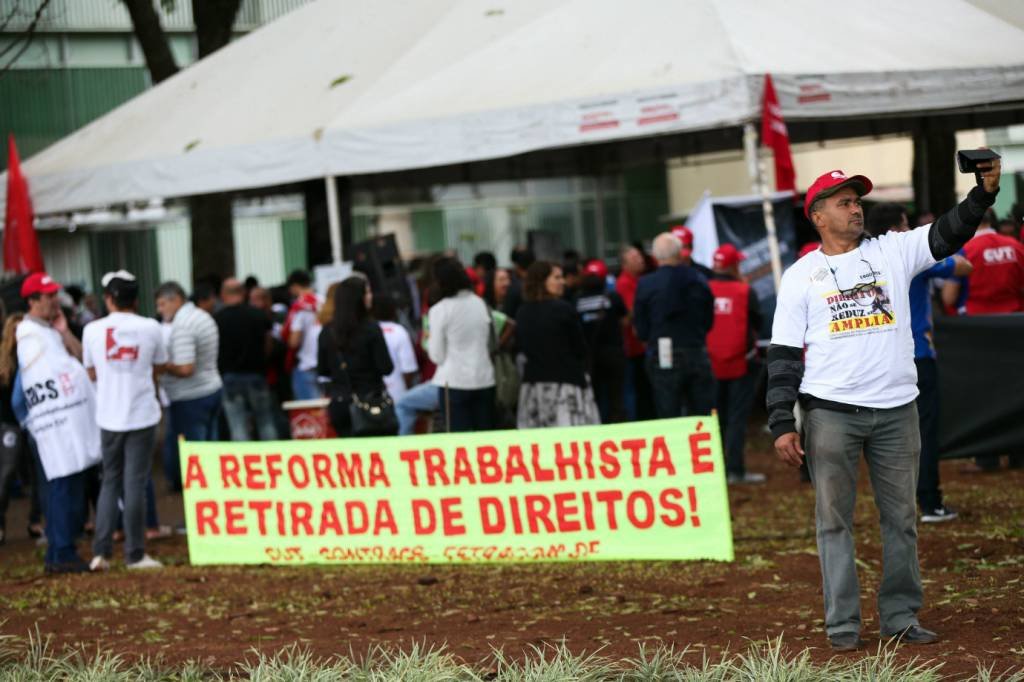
760, 74, 796, 193
4, 134, 44, 275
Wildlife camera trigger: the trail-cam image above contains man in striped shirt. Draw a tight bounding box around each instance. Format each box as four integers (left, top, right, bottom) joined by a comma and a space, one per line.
156, 281, 223, 491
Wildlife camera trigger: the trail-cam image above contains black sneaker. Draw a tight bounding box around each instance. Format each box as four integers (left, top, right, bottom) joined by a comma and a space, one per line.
921, 506, 958, 523
884, 625, 938, 645
828, 632, 865, 651
44, 559, 90, 575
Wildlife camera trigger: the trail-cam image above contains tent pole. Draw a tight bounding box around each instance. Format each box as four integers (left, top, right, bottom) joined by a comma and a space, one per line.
744, 123, 784, 292
325, 175, 343, 264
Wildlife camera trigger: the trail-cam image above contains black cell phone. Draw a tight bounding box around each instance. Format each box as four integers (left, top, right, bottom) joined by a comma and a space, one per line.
956, 149, 1000, 174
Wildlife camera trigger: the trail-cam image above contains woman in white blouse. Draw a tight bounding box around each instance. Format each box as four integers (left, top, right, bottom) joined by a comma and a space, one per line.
427, 258, 495, 432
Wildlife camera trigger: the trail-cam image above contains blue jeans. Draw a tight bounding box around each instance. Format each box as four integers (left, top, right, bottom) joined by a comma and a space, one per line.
45, 470, 86, 566
166, 389, 223, 490
645, 347, 715, 418
443, 386, 496, 433
715, 365, 759, 476
222, 373, 279, 441
396, 382, 440, 435
291, 369, 320, 401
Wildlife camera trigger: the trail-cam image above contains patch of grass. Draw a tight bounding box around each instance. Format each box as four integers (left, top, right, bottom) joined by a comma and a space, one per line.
1, 630, 1021, 681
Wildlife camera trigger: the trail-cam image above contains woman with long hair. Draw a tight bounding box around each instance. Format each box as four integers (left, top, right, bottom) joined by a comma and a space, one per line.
0, 312, 34, 544
427, 257, 495, 432
317, 277, 394, 437
515, 261, 600, 428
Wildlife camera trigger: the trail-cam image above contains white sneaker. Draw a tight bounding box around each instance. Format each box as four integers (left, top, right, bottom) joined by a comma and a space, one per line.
921, 506, 958, 523
126, 554, 164, 570
89, 555, 111, 572
727, 472, 767, 485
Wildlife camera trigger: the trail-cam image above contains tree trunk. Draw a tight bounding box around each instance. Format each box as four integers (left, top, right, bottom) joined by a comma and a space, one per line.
187, 0, 242, 283
192, 0, 243, 58
121, 0, 178, 83
189, 193, 235, 284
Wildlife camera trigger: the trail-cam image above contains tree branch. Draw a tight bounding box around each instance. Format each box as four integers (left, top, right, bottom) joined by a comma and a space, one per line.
0, 0, 53, 76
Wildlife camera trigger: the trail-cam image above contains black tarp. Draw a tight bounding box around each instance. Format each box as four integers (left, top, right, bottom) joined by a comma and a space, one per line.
711, 197, 798, 339
936, 314, 1024, 459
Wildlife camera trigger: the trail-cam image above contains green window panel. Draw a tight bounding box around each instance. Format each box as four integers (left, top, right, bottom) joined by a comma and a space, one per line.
281, 218, 308, 273
89, 229, 159, 317
411, 209, 445, 254
623, 165, 670, 242
0, 67, 148, 170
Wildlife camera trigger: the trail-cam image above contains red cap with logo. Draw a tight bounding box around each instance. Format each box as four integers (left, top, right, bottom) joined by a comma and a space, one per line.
20, 272, 60, 298
712, 243, 746, 269
804, 170, 873, 219
582, 259, 608, 279
670, 225, 693, 257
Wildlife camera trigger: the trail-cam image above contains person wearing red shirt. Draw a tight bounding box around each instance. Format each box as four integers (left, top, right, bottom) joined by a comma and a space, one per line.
707, 244, 764, 484
616, 244, 654, 420
943, 210, 1024, 315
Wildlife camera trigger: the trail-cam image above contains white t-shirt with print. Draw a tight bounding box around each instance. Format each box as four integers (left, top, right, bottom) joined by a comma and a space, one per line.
770, 226, 937, 409
83, 312, 168, 432
379, 321, 419, 401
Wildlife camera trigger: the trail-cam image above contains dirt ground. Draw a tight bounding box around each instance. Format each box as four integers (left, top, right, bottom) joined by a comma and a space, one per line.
1, 426, 1022, 678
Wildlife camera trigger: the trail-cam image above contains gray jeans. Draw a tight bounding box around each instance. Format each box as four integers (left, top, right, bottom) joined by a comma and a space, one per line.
804, 402, 923, 637
93, 426, 158, 563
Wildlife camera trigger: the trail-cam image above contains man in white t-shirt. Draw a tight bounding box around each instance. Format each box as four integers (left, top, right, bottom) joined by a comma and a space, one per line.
283, 270, 321, 400
83, 271, 167, 571
767, 160, 1001, 651
374, 296, 419, 402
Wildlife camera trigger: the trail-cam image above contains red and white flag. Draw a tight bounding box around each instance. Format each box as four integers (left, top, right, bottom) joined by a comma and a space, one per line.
760, 74, 796, 193
3, 134, 44, 275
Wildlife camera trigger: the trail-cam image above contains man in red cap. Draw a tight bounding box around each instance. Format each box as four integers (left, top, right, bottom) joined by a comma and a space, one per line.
575, 259, 627, 423
16, 272, 101, 573
706, 244, 764, 484
767, 159, 1001, 651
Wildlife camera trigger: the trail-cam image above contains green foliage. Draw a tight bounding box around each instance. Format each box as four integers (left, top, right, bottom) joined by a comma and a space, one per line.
2, 630, 1013, 681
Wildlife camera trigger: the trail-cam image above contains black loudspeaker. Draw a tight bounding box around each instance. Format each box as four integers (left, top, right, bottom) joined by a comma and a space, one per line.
528, 229, 562, 263
349, 235, 412, 312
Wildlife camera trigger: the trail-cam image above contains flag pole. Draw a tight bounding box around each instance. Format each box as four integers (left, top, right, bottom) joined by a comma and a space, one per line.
744, 123, 784, 292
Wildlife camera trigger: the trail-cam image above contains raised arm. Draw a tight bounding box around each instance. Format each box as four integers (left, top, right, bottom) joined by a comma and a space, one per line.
928, 156, 1000, 259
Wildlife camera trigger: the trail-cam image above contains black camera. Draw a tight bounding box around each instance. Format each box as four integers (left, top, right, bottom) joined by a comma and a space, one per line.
956, 149, 1000, 185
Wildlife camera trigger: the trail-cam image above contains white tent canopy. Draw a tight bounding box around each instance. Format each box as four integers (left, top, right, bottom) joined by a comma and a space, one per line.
4, 0, 1024, 215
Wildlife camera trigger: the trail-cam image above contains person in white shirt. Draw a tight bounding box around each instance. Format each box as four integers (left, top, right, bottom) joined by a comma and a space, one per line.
17, 272, 100, 574
83, 271, 167, 571
767, 160, 1001, 651
374, 296, 418, 402
427, 258, 495, 432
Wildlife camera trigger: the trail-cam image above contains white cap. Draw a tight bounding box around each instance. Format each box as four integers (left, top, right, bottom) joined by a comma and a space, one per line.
101, 270, 136, 287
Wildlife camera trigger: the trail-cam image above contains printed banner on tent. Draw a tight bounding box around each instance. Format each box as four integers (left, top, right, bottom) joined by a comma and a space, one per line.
180, 417, 733, 565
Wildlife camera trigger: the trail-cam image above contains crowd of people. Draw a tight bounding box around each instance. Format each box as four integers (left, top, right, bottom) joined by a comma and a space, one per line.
0, 174, 1020, 575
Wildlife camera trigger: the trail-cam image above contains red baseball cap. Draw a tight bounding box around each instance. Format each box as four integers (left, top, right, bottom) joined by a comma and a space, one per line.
804, 170, 873, 219
582, 259, 608, 279
712, 243, 746, 269
21, 272, 60, 298
798, 241, 822, 259
670, 225, 693, 257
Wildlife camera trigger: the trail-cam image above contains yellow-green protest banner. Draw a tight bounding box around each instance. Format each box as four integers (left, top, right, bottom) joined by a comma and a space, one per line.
180, 417, 733, 564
